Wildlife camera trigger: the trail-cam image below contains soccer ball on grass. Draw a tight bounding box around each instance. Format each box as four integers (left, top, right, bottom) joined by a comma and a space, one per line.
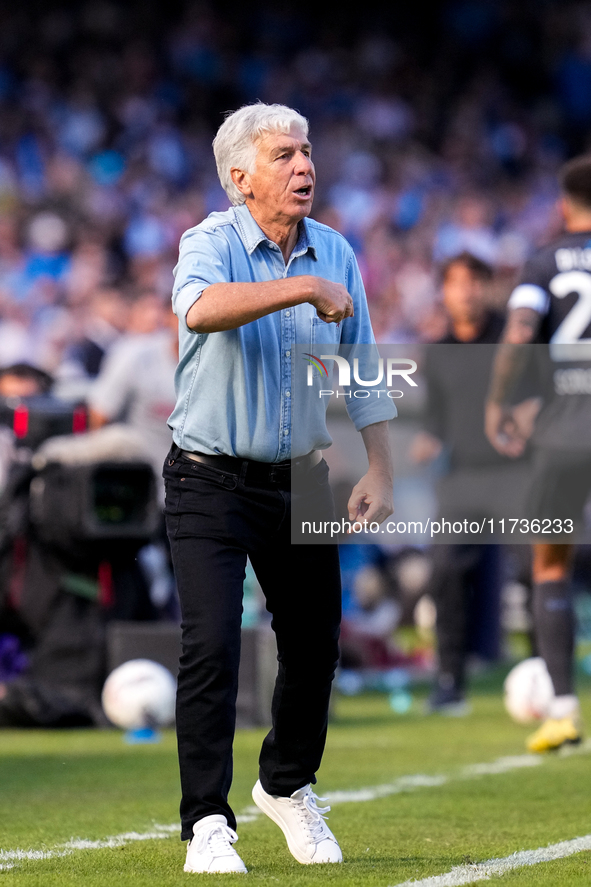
503, 657, 554, 725
101, 659, 176, 730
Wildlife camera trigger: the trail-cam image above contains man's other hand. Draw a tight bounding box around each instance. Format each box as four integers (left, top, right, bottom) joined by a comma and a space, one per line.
347, 469, 394, 529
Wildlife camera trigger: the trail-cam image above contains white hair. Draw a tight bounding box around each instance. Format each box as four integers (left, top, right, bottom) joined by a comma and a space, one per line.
213, 103, 309, 206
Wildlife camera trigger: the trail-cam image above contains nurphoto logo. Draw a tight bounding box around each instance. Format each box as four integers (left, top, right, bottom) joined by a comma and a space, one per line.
303, 352, 418, 398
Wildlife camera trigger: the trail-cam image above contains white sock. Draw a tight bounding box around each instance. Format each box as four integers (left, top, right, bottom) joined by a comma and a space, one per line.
548, 694, 579, 719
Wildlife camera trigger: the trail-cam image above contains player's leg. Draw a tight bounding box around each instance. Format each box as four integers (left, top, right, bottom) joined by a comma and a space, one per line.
520, 447, 589, 751
532, 543, 575, 701
527, 542, 581, 752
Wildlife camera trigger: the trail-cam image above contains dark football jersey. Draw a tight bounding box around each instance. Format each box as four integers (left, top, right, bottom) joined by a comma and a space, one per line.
508, 230, 591, 447
510, 230, 591, 346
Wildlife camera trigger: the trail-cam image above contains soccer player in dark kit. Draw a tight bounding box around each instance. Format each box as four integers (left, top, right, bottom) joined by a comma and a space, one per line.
485, 154, 591, 752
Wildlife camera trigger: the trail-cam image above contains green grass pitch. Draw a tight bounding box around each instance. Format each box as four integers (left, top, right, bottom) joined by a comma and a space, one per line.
1, 674, 590, 886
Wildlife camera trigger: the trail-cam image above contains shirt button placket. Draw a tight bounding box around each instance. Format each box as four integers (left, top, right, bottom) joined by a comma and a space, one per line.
281, 307, 294, 458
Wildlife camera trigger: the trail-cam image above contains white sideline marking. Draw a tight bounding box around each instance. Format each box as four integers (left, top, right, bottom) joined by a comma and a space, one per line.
237, 754, 543, 815
325, 754, 543, 806
390, 834, 591, 887
236, 805, 262, 824
0, 824, 176, 871
64, 824, 178, 850
461, 754, 541, 777
325, 740, 591, 808
2, 742, 590, 871
328, 774, 448, 804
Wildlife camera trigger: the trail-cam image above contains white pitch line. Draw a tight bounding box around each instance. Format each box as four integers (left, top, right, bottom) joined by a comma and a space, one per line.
390, 834, 591, 887
328, 773, 449, 804
237, 755, 543, 816
0, 824, 177, 871
2, 742, 590, 871
323, 740, 591, 808
64, 824, 178, 851
306, 753, 543, 807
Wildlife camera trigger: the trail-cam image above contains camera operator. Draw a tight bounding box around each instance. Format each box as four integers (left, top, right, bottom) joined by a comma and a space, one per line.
0, 362, 159, 727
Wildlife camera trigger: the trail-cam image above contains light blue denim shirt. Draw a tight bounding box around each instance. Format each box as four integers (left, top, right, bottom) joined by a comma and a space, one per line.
169, 203, 395, 461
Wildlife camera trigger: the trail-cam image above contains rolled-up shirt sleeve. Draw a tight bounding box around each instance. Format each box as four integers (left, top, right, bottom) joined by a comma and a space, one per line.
340, 250, 397, 431
172, 227, 232, 332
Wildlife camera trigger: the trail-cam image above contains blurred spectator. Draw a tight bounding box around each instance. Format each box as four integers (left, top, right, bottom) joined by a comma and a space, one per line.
22, 212, 71, 298
0, 18, 580, 450
0, 362, 53, 397
65, 283, 129, 379
84, 286, 177, 616
87, 296, 176, 478
340, 553, 402, 671
0, 303, 30, 367
0, 2, 584, 350
2, 0, 591, 722
123, 288, 168, 336
433, 196, 499, 265
411, 253, 532, 712
86, 298, 178, 615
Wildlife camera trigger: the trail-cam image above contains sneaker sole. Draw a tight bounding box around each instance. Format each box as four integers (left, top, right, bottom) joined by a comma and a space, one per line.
252, 781, 341, 865
184, 862, 248, 874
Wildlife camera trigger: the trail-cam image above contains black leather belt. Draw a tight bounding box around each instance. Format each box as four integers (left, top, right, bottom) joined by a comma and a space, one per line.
178, 448, 322, 486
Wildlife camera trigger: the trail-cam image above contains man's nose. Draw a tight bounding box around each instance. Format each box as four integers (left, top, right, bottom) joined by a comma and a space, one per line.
294, 152, 313, 174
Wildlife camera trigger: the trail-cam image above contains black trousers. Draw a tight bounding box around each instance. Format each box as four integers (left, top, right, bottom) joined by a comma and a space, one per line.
163, 446, 341, 839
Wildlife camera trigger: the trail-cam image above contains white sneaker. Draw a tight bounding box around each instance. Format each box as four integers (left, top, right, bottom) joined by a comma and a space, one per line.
184, 814, 247, 874
252, 779, 343, 865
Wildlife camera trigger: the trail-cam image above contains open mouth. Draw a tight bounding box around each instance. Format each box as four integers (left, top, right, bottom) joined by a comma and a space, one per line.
294, 185, 312, 197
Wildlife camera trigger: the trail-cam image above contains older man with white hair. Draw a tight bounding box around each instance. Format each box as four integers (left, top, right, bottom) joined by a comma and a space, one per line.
164, 102, 395, 874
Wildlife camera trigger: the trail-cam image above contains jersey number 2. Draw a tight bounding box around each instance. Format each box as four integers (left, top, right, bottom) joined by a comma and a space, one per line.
549, 270, 591, 346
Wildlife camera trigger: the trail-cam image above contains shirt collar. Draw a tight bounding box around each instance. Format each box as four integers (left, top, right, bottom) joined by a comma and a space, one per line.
233, 204, 317, 260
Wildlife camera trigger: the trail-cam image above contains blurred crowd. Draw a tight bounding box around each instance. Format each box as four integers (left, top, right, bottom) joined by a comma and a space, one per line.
0, 0, 589, 375
4, 0, 591, 721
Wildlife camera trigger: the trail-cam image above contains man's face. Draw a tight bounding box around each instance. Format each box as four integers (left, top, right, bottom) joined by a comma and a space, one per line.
127, 294, 164, 334
442, 262, 484, 323
234, 125, 315, 227
0, 375, 42, 397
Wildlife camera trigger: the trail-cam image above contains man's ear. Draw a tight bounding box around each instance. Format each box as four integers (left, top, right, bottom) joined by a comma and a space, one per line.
231, 167, 252, 199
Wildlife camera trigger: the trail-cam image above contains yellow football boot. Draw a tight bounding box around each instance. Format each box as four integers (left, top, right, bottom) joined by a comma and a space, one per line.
526, 715, 582, 753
